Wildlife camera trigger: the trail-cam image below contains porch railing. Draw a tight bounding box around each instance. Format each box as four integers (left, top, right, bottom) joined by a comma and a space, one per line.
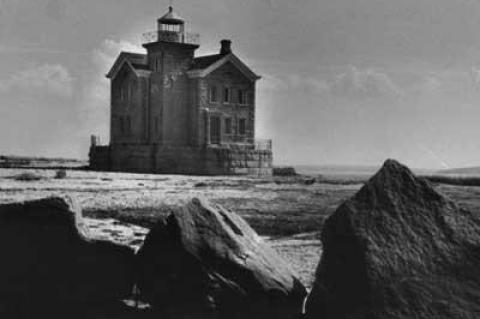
209, 138, 272, 151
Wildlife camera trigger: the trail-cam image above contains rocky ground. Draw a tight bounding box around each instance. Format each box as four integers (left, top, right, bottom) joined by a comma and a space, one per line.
1, 167, 479, 290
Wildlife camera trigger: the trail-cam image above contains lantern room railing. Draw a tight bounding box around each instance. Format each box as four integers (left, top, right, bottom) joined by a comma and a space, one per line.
142, 30, 200, 45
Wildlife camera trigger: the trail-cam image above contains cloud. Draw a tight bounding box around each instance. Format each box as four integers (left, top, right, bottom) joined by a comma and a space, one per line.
469, 67, 480, 87
328, 67, 403, 99
261, 66, 402, 100
86, 38, 145, 106
409, 68, 480, 97
45, 0, 66, 21
0, 64, 73, 97
92, 39, 145, 73
415, 75, 443, 94
260, 73, 329, 95
88, 39, 145, 105
79, 39, 145, 139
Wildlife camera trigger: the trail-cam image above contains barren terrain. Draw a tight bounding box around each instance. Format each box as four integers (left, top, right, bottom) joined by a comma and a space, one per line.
1, 167, 478, 289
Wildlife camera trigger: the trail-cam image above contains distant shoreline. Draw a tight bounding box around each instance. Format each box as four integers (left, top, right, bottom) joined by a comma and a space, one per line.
0, 155, 87, 169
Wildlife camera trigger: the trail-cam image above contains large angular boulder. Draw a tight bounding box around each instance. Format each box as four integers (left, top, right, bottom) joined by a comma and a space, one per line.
305, 159, 480, 319
0, 196, 135, 316
136, 198, 307, 319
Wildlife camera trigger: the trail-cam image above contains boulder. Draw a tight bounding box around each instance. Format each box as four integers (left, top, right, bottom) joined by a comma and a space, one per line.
305, 159, 480, 319
136, 198, 307, 319
0, 196, 135, 317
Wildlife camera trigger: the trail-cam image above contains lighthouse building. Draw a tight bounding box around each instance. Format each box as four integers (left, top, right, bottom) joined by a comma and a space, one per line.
89, 6, 273, 175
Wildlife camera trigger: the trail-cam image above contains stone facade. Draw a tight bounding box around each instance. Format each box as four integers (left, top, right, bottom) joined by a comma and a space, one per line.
90, 6, 272, 175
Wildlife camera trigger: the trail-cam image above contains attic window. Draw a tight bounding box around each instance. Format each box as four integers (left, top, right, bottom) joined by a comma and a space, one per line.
128, 81, 135, 103
223, 87, 230, 103
209, 86, 218, 103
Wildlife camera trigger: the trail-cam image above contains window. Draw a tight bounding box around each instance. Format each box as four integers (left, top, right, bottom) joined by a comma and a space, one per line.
247, 91, 254, 105
119, 117, 124, 133
155, 116, 160, 133
128, 81, 135, 104
223, 87, 230, 103
225, 118, 232, 134
209, 86, 218, 103
238, 118, 246, 135
238, 89, 248, 105
120, 87, 126, 102
155, 57, 162, 72
126, 116, 131, 133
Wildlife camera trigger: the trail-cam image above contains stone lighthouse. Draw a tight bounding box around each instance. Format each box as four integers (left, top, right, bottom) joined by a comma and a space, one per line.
89, 6, 273, 175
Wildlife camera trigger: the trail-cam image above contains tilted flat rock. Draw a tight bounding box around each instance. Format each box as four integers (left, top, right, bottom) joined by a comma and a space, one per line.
0, 196, 135, 317
305, 159, 480, 319
136, 197, 307, 319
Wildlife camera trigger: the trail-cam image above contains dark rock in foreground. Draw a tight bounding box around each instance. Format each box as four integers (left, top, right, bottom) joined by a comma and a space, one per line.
305, 159, 480, 319
0, 196, 135, 317
137, 198, 307, 319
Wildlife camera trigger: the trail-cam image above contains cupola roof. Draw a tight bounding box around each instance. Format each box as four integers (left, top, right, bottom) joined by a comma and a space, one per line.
158, 6, 185, 25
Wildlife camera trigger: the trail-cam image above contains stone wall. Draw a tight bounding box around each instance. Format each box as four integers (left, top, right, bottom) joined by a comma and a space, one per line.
205, 146, 272, 175
153, 145, 272, 175
110, 144, 153, 173
89, 146, 111, 171
89, 144, 272, 176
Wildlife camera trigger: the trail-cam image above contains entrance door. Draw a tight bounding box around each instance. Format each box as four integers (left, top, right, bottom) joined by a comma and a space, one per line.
210, 116, 221, 144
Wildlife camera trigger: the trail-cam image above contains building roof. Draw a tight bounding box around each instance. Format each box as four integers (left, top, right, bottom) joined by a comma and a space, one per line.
188, 53, 261, 82
106, 52, 149, 79
158, 6, 184, 25
190, 54, 225, 71
123, 52, 147, 65
106, 50, 260, 82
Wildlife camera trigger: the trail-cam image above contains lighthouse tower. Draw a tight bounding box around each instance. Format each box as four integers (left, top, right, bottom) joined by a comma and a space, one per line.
142, 6, 200, 145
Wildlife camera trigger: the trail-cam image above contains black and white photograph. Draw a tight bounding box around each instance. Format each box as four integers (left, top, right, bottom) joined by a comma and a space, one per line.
0, 0, 479, 318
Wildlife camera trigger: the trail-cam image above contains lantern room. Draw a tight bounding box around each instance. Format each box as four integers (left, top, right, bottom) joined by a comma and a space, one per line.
143, 6, 199, 45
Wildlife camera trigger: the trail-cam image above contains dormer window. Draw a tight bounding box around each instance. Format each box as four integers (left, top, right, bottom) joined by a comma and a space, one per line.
223, 87, 230, 103
209, 86, 218, 103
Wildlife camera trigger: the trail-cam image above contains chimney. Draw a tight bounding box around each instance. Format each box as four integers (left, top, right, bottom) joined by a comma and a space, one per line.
220, 39, 232, 55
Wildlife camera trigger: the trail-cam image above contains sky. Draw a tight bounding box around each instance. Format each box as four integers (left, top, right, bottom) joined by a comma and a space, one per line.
1, 0, 480, 169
